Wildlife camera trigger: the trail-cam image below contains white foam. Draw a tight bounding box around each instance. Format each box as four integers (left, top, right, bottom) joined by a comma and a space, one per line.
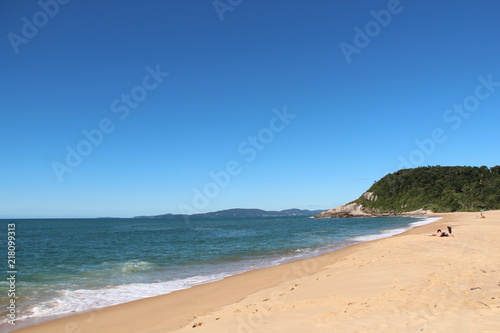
350, 227, 407, 242
409, 216, 442, 227
18, 273, 228, 322
349, 216, 442, 242
117, 260, 154, 274
293, 248, 313, 253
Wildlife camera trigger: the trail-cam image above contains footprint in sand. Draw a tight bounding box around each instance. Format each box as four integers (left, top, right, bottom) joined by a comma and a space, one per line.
476, 301, 491, 309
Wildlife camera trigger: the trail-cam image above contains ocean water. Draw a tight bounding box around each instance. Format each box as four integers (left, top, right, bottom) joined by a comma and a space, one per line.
0, 215, 439, 330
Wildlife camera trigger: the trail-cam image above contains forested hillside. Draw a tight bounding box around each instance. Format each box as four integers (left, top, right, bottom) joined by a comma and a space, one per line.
356, 166, 500, 213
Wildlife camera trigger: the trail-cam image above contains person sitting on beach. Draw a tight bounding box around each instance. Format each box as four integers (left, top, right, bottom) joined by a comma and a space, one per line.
476, 212, 486, 219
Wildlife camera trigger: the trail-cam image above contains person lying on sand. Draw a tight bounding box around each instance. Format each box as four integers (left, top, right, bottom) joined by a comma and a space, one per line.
428, 229, 444, 236
476, 212, 486, 219
428, 227, 453, 237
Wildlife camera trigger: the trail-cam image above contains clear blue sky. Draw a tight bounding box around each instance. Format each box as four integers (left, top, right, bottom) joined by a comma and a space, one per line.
1, 0, 499, 218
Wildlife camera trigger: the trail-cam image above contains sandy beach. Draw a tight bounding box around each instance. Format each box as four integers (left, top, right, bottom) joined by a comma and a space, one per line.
13, 211, 500, 333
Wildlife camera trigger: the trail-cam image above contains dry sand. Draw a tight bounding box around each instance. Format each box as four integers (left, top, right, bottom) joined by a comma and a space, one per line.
13, 211, 500, 333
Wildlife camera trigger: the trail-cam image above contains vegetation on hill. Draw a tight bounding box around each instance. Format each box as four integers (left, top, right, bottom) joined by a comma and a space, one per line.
355, 166, 500, 213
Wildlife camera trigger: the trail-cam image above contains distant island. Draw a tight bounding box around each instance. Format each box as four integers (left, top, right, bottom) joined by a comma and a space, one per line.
135, 208, 325, 219
316, 166, 500, 218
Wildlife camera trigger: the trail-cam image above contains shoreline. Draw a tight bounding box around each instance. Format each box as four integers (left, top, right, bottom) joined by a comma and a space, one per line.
8, 214, 442, 332
11, 211, 500, 332
6, 215, 436, 330
4, 215, 435, 331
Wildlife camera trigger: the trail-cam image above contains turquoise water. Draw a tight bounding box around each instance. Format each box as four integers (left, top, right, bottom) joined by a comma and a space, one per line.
0, 215, 438, 329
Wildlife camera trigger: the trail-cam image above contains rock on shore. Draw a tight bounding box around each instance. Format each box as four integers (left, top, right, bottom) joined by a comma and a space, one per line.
314, 194, 431, 218
314, 202, 371, 218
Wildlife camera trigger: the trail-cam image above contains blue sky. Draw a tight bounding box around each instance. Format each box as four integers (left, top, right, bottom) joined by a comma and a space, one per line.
1, 0, 499, 218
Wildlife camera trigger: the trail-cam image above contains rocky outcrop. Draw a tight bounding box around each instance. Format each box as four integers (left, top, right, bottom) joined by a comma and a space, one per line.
314, 192, 432, 218
362, 191, 378, 202
314, 202, 371, 218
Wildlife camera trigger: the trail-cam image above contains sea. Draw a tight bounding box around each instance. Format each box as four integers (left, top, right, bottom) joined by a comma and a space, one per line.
0, 215, 440, 331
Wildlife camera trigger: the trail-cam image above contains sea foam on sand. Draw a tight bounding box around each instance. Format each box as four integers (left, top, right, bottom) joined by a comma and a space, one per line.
350, 216, 442, 242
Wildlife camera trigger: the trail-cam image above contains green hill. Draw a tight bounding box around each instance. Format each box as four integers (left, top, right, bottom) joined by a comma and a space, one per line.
356, 166, 500, 213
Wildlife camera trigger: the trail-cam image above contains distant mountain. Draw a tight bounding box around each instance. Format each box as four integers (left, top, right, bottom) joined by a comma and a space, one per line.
315, 165, 500, 218
135, 208, 325, 219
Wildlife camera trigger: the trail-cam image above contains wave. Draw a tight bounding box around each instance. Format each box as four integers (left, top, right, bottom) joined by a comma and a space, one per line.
12, 273, 228, 324
116, 260, 155, 274
77, 260, 156, 280
349, 216, 442, 242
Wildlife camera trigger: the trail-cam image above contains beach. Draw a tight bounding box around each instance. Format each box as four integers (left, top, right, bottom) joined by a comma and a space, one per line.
13, 211, 500, 333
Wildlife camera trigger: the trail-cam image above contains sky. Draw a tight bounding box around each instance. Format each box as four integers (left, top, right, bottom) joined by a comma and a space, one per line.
1, 0, 499, 218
